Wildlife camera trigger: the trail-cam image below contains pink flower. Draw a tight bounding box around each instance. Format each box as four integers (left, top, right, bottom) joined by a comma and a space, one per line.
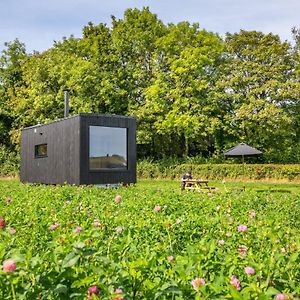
93, 219, 100, 227
154, 205, 161, 212
249, 210, 256, 218
115, 195, 122, 203
3, 259, 17, 272
9, 228, 16, 235
0, 218, 6, 230
218, 240, 225, 245
167, 255, 174, 262
73, 226, 82, 234
275, 293, 290, 300
6, 197, 11, 204
49, 223, 60, 230
238, 224, 248, 232
115, 226, 123, 234
238, 245, 248, 257
244, 266, 255, 275
88, 285, 99, 299
226, 232, 232, 237
230, 275, 241, 291
113, 288, 124, 300
191, 277, 205, 291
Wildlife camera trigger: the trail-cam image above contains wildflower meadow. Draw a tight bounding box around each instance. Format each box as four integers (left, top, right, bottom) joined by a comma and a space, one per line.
0, 179, 299, 299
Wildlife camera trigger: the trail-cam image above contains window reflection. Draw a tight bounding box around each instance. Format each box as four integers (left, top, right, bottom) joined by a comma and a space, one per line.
35, 144, 47, 158
89, 126, 127, 170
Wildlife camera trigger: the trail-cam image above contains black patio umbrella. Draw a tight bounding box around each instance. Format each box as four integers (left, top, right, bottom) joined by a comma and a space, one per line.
223, 142, 262, 163
224, 143, 262, 183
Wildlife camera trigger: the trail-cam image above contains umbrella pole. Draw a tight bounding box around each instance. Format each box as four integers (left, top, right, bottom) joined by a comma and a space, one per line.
242, 155, 245, 190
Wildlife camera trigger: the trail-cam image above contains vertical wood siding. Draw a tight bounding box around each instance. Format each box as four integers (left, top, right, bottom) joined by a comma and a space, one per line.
79, 114, 136, 185
20, 115, 81, 184
20, 114, 136, 185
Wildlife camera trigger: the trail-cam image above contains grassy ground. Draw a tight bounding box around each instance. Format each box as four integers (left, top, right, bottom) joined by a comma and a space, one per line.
139, 179, 300, 195
0, 178, 299, 299
1, 177, 299, 195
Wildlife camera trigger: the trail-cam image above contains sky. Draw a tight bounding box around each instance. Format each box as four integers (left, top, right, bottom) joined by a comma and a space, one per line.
0, 0, 299, 53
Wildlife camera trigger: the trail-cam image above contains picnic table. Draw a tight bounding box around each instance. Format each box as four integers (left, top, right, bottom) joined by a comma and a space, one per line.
182, 179, 216, 192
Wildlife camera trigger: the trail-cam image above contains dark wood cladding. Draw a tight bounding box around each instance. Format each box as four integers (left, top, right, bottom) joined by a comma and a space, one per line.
80, 114, 136, 184
20, 113, 136, 185
20, 115, 81, 184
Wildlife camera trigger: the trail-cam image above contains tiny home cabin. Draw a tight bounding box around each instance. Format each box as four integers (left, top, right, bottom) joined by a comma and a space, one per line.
20, 113, 136, 185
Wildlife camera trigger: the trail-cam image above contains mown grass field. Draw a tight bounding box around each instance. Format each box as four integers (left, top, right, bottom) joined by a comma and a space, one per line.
0, 179, 299, 299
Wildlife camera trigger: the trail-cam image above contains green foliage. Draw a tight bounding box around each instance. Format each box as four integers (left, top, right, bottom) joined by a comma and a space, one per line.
0, 39, 27, 147
138, 23, 224, 156
0, 180, 299, 299
211, 31, 300, 155
0, 9, 299, 161
0, 146, 19, 176
137, 160, 300, 181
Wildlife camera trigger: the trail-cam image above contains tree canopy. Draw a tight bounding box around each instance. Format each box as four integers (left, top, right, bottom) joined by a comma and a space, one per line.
0, 8, 299, 162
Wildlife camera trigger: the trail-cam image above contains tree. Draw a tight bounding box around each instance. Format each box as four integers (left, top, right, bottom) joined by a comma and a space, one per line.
0, 39, 27, 147
2, 11, 299, 163
291, 27, 300, 157
111, 8, 166, 111
212, 31, 299, 159
10, 8, 167, 146
138, 22, 224, 157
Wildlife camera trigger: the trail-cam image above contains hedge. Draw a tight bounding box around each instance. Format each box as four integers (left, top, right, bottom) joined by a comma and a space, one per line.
1, 151, 300, 182
137, 160, 300, 182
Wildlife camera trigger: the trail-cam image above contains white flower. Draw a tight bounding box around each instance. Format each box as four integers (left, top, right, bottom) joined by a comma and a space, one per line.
115, 226, 123, 234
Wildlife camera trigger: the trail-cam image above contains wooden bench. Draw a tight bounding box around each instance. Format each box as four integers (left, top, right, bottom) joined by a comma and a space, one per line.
182, 179, 216, 192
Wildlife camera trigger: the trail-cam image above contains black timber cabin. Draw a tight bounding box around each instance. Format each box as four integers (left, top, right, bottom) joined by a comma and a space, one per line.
20, 113, 136, 185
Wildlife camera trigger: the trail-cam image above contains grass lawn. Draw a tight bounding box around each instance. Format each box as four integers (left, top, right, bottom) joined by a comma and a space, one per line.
0, 178, 299, 299
139, 178, 300, 194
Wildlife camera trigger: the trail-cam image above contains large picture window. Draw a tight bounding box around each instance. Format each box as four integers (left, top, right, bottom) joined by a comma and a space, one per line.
89, 126, 127, 170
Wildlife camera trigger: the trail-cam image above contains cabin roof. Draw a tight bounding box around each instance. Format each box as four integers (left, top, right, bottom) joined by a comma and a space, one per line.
21, 113, 136, 131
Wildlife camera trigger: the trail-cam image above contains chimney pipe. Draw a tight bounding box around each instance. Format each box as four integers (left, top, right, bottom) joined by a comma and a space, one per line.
64, 91, 69, 118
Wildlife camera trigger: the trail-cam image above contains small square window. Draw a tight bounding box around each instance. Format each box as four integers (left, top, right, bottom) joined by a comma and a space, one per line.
35, 144, 47, 158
